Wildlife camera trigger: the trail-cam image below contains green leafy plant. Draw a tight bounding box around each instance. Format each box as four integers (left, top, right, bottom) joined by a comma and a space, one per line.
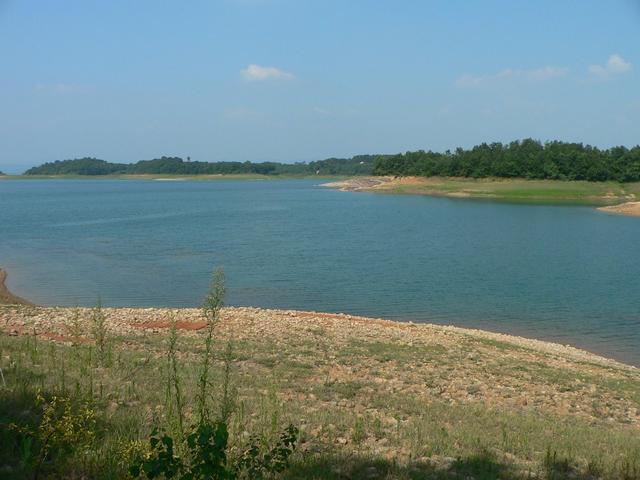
129, 422, 298, 480
10, 392, 96, 479
235, 424, 299, 479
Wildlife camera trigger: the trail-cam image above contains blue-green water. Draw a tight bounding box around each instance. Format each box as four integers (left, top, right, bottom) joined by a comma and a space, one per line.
1, 179, 639, 366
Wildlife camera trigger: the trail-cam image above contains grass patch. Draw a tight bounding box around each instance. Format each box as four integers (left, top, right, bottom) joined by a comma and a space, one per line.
374, 177, 639, 206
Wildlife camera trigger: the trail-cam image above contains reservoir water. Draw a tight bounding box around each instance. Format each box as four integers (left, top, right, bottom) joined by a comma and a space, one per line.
1, 179, 639, 366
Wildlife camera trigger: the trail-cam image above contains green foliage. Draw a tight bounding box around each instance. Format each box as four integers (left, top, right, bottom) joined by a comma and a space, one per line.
10, 392, 96, 479
23, 155, 380, 176
23, 157, 127, 175
373, 139, 640, 182
129, 422, 298, 480
235, 424, 299, 479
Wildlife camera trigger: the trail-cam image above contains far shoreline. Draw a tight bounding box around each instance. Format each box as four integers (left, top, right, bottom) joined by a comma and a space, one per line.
5, 173, 640, 214
0, 173, 347, 181
322, 176, 640, 215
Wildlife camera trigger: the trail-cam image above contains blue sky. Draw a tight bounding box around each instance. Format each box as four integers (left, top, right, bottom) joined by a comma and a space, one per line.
1, 0, 638, 173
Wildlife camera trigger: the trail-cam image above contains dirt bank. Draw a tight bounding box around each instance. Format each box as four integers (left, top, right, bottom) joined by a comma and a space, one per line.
0, 269, 32, 305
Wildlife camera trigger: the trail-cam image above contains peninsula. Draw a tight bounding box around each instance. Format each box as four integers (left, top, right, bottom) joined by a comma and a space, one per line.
323, 176, 640, 214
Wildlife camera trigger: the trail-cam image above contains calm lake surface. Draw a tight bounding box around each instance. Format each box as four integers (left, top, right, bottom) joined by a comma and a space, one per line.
1, 179, 639, 365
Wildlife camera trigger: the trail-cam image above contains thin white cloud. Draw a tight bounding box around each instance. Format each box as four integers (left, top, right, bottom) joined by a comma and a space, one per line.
527, 66, 570, 81
589, 54, 632, 77
241, 64, 294, 81
456, 66, 568, 87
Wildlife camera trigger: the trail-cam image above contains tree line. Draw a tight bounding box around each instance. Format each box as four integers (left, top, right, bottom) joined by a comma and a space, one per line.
373, 139, 640, 182
24, 155, 379, 176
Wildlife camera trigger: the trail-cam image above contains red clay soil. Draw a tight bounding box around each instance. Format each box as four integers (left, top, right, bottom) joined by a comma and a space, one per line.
0, 325, 93, 344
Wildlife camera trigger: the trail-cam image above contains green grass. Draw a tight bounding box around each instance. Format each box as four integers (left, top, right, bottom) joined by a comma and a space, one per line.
382, 177, 640, 206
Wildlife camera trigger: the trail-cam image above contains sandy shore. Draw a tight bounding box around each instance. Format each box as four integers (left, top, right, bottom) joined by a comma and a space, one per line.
322, 176, 427, 192
0, 269, 32, 305
597, 201, 640, 216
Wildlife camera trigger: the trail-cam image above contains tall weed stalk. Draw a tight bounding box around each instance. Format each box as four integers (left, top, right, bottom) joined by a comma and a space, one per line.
197, 268, 225, 423
91, 299, 109, 367
165, 312, 185, 440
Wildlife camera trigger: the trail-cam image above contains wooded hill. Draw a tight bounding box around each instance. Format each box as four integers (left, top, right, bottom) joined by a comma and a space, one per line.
24, 155, 378, 176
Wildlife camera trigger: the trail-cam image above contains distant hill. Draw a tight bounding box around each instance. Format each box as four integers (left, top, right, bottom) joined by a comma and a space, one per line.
24, 155, 382, 176
24, 158, 128, 176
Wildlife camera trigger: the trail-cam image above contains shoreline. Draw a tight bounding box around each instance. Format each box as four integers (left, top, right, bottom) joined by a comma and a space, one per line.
0, 269, 33, 306
0, 268, 640, 369
0, 267, 636, 368
0, 173, 347, 181
322, 176, 640, 214
597, 201, 640, 216
0, 303, 636, 371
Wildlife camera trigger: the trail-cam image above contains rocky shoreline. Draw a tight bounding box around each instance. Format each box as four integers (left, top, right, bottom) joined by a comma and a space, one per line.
1, 304, 638, 428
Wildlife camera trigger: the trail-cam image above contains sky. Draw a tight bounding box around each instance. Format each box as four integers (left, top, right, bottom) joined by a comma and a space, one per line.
1, 0, 639, 173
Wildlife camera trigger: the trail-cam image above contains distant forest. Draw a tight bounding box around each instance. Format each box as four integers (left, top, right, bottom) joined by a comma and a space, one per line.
24, 155, 378, 176
22, 140, 640, 182
373, 139, 640, 182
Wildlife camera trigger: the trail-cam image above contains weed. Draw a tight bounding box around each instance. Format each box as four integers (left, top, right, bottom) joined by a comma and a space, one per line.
91, 299, 109, 367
